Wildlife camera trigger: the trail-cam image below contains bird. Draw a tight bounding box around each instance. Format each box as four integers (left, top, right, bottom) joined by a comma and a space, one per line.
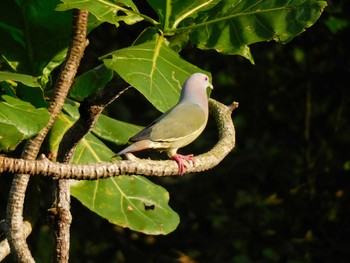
114, 73, 213, 174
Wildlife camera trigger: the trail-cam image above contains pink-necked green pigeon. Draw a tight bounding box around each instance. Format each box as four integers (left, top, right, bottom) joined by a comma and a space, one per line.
115, 73, 213, 174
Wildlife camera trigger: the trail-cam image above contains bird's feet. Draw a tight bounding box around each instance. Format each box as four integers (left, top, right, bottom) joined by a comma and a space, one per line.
171, 154, 194, 175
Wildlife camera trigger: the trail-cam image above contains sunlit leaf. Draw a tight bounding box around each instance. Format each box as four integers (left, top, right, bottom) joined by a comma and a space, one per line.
62, 99, 81, 119
189, 0, 327, 62
147, 0, 326, 63
103, 37, 210, 112
0, 123, 23, 152
71, 175, 180, 235
49, 101, 179, 234
70, 133, 180, 235
0, 72, 41, 88
56, 0, 143, 27
147, 0, 220, 30
47, 112, 73, 153
0, 95, 49, 151
61, 99, 142, 144
92, 114, 142, 145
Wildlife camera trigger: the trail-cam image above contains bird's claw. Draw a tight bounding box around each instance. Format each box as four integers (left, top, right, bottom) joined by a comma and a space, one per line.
171, 154, 194, 175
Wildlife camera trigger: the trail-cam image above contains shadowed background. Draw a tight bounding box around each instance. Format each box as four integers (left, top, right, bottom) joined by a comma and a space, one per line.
1, 1, 349, 262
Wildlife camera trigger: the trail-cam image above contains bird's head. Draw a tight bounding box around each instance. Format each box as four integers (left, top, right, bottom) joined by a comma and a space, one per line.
180, 73, 213, 103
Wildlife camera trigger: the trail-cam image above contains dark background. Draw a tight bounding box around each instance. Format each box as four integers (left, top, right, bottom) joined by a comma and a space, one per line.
1, 1, 350, 262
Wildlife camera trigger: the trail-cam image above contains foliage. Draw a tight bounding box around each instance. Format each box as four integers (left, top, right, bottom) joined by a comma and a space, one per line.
0, 0, 340, 261
0, 96, 50, 151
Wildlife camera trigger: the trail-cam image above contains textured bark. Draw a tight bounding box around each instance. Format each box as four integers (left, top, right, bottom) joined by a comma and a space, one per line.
49, 180, 72, 263
50, 84, 128, 263
0, 100, 238, 179
48, 10, 89, 263
4, 9, 89, 262
0, 221, 32, 261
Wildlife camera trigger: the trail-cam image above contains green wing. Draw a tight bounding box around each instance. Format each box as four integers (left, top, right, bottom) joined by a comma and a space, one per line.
150, 103, 206, 142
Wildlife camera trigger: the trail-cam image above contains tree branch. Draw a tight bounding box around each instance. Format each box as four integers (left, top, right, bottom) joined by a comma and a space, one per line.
0, 99, 238, 179
4, 9, 89, 262
47, 10, 89, 263
57, 84, 130, 162
0, 220, 32, 262
49, 83, 129, 263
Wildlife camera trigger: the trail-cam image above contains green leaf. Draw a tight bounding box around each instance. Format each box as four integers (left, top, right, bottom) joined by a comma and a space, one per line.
168, 32, 191, 53
47, 112, 73, 153
62, 99, 80, 119
147, 0, 220, 31
0, 72, 50, 108
0, 81, 16, 97
61, 100, 142, 145
70, 133, 179, 235
69, 65, 114, 101
73, 133, 115, 163
188, 0, 327, 62
0, 72, 41, 87
0, 95, 49, 151
133, 27, 161, 46
49, 101, 179, 234
56, 0, 143, 27
71, 176, 180, 235
0, 123, 23, 152
92, 114, 142, 145
16, 85, 50, 108
0, 0, 72, 79
103, 37, 210, 112
39, 48, 69, 87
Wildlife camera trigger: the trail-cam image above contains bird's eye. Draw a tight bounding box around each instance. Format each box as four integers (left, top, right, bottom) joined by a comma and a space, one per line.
204, 77, 208, 81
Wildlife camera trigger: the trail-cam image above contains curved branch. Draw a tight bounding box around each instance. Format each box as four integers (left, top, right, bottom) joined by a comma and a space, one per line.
0, 99, 238, 179
5, 9, 89, 263
0, 221, 32, 261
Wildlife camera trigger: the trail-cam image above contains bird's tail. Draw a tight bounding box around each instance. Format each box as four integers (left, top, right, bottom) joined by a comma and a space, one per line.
113, 140, 151, 157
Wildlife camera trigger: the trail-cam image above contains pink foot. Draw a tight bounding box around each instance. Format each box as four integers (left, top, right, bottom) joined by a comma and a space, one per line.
171, 154, 194, 175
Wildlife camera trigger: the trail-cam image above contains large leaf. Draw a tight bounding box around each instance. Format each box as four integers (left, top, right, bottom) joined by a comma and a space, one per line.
189, 0, 327, 62
0, 123, 24, 152
0, 0, 72, 81
56, 100, 142, 146
69, 65, 114, 101
71, 175, 179, 235
56, 0, 143, 27
92, 114, 142, 145
0, 72, 49, 108
0, 95, 49, 151
147, 0, 326, 63
71, 133, 180, 234
61, 100, 142, 145
103, 37, 210, 112
49, 101, 179, 234
147, 0, 220, 30
0, 72, 41, 88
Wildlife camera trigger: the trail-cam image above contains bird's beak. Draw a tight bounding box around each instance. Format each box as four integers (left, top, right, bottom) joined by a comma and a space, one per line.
206, 83, 213, 97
